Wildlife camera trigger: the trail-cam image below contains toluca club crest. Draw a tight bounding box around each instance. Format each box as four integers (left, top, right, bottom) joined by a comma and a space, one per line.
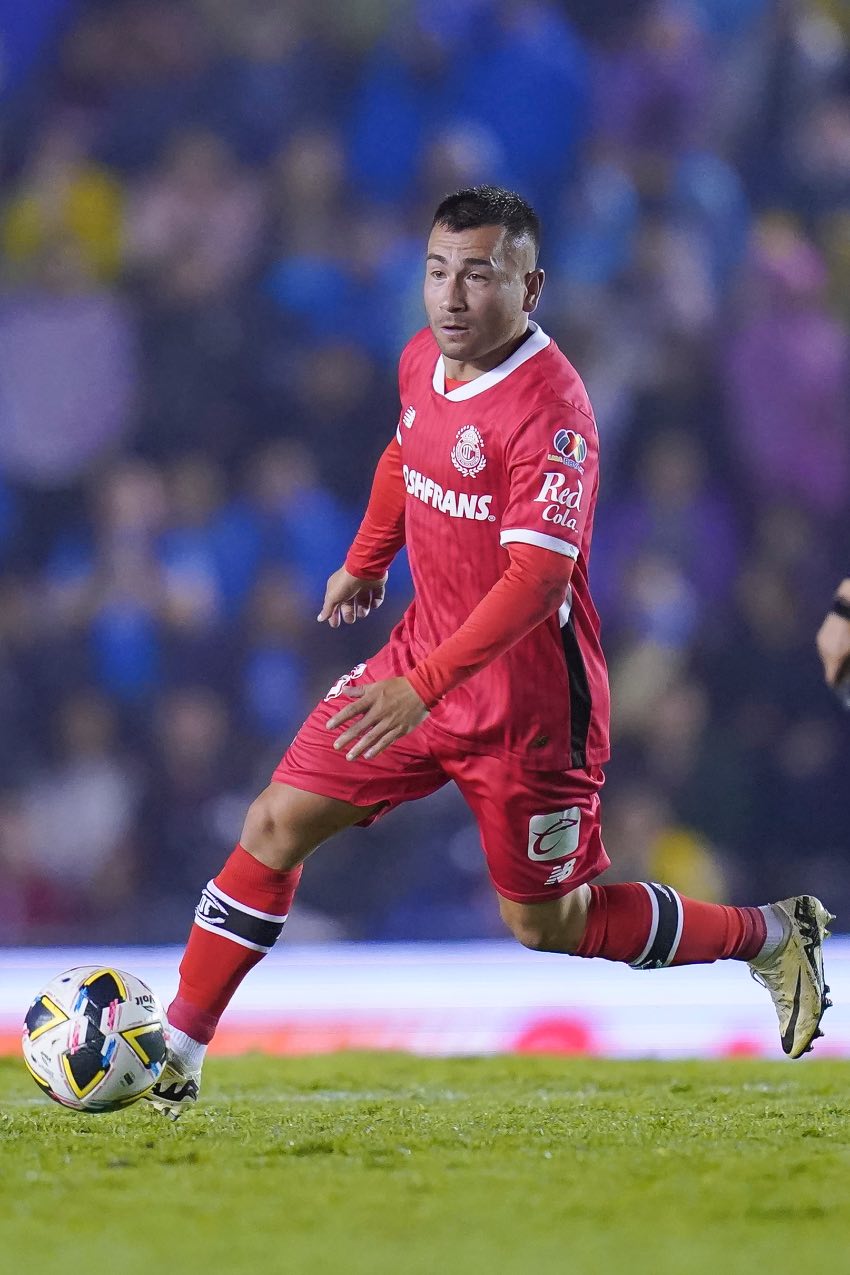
451, 425, 487, 477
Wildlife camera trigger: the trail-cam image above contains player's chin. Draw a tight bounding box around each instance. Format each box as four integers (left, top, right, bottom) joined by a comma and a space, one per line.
433, 325, 478, 357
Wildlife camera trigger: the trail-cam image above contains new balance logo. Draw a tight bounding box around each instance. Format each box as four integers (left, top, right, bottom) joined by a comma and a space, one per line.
545, 862, 576, 886
195, 888, 228, 926
402, 406, 416, 429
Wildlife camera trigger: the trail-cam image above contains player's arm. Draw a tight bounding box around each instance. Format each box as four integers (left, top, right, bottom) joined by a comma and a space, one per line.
318, 437, 406, 628
816, 579, 850, 687
326, 542, 572, 759
406, 542, 573, 703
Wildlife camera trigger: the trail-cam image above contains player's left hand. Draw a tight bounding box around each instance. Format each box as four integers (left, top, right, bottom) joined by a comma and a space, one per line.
326, 677, 429, 761
817, 581, 850, 685
817, 613, 850, 686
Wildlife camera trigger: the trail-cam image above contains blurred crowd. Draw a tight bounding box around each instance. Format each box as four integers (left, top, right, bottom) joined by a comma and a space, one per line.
1, 0, 849, 944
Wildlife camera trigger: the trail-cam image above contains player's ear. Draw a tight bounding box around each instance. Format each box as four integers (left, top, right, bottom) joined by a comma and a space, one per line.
523, 268, 545, 314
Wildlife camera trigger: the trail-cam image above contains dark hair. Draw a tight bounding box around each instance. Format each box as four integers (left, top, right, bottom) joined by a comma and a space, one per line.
432, 185, 541, 262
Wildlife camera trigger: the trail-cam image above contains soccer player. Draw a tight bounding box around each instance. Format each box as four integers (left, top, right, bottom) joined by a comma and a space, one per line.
148, 187, 832, 1118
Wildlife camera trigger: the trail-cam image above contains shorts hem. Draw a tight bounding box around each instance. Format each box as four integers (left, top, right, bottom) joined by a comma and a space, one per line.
271, 769, 386, 826
490, 852, 610, 905
492, 880, 590, 904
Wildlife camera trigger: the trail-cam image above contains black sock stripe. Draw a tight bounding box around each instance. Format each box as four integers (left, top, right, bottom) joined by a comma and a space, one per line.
194, 885, 286, 952
560, 614, 592, 769
632, 884, 683, 970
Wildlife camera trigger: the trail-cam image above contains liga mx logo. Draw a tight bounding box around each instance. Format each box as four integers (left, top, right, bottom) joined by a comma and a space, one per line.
552, 428, 587, 471
451, 425, 487, 477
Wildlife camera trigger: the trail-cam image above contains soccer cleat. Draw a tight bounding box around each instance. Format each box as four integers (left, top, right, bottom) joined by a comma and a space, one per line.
749, 895, 834, 1059
144, 1058, 201, 1122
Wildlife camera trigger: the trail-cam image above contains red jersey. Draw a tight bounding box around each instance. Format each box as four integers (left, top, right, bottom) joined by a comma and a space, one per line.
382, 323, 610, 771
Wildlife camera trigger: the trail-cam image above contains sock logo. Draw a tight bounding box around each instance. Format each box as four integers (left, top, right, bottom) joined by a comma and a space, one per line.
195, 888, 228, 926
192, 880, 289, 953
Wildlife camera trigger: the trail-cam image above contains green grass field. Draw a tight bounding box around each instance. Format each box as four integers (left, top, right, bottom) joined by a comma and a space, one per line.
2, 1053, 849, 1275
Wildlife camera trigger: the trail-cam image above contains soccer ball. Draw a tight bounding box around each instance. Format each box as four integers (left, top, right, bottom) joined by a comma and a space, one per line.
22, 966, 168, 1113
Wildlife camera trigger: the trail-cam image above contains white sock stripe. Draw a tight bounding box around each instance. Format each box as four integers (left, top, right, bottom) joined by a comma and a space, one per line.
191, 914, 272, 953
632, 882, 660, 968
205, 879, 291, 924
661, 886, 684, 966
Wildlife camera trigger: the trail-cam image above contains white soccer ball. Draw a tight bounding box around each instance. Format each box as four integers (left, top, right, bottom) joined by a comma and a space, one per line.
21, 966, 167, 1113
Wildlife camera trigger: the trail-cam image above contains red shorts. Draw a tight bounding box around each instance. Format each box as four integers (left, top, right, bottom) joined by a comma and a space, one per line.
273, 649, 609, 904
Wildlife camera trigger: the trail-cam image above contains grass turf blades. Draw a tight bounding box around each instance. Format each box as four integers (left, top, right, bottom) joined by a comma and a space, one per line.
2, 1053, 848, 1275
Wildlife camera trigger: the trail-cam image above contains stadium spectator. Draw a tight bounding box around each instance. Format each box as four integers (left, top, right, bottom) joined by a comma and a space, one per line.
2, 117, 122, 282
723, 220, 850, 519
0, 238, 136, 496
123, 128, 266, 304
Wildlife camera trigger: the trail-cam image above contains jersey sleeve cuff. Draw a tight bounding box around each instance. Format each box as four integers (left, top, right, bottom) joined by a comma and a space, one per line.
499, 529, 579, 559
405, 665, 442, 709
344, 551, 391, 579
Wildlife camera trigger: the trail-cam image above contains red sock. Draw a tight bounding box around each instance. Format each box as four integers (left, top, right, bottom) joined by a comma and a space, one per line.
575, 882, 766, 967
168, 844, 302, 1043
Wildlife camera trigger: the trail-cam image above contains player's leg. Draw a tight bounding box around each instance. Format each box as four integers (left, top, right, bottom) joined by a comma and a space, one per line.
148, 784, 380, 1120
497, 881, 770, 965
169, 783, 381, 1047
498, 886, 833, 1059
148, 655, 449, 1119
450, 756, 833, 1059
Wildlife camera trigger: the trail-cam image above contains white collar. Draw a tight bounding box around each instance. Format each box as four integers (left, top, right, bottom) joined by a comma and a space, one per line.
431, 322, 551, 401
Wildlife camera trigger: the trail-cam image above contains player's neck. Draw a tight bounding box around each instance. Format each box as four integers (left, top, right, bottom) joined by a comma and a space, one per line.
441, 324, 532, 382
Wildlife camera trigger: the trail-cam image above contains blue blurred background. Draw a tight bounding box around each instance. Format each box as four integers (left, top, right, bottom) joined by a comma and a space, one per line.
1, 0, 848, 947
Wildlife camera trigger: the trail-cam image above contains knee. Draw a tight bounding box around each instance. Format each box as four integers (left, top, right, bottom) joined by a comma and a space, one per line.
242, 788, 282, 847
508, 923, 556, 953
499, 886, 590, 955
503, 914, 563, 953
240, 786, 306, 870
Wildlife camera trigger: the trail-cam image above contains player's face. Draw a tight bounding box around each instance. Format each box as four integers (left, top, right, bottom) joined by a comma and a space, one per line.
424, 224, 544, 367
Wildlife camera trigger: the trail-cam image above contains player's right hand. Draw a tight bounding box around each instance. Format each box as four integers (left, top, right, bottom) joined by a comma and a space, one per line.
317, 566, 388, 628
